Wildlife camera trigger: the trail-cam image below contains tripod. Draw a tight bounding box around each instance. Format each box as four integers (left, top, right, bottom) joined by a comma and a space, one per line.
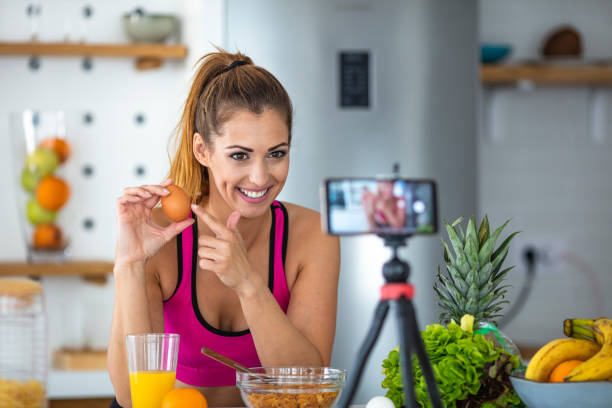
336, 235, 444, 408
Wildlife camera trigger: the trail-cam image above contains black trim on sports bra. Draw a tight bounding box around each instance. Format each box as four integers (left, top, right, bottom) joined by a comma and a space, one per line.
267, 204, 276, 293
190, 205, 278, 337
163, 213, 193, 303
279, 202, 289, 269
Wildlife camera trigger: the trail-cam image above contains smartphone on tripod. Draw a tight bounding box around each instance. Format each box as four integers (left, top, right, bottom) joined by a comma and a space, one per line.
320, 178, 437, 236
319, 176, 444, 408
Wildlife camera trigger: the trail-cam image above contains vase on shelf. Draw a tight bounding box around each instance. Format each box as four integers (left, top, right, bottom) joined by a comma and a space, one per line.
10, 110, 74, 263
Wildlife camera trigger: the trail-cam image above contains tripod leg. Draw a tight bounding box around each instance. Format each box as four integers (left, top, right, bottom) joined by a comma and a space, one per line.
336, 300, 390, 408
404, 299, 444, 408
395, 297, 416, 408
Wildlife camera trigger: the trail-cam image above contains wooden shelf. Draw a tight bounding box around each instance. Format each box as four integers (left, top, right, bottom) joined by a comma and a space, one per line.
0, 41, 187, 58
0, 261, 113, 279
0, 41, 188, 70
481, 63, 612, 85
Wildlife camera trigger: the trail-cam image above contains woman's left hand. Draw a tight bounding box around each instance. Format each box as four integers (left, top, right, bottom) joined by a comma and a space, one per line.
190, 204, 259, 295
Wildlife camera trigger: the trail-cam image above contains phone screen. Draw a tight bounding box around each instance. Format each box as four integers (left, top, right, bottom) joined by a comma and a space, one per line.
322, 178, 437, 235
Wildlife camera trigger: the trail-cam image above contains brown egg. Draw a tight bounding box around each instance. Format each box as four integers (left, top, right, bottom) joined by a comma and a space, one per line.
161, 185, 191, 222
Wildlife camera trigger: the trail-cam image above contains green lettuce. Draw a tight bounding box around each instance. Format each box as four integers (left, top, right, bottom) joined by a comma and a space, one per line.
381, 321, 522, 408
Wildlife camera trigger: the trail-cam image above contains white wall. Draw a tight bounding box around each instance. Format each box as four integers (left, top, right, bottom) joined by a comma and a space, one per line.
479, 0, 612, 345
224, 0, 477, 402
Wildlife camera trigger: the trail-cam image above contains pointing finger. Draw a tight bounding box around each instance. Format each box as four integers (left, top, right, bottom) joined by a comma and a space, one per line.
190, 204, 228, 238
226, 211, 241, 232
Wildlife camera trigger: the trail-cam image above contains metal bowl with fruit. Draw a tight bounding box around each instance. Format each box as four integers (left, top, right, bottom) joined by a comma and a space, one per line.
236, 367, 346, 408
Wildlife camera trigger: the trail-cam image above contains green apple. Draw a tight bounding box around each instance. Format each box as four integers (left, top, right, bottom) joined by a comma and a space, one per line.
21, 167, 40, 192
25, 147, 59, 177
26, 197, 57, 225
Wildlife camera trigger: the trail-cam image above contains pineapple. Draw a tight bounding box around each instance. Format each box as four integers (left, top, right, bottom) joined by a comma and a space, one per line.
434, 215, 519, 325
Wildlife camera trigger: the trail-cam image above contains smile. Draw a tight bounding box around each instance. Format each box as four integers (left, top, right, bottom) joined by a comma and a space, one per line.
237, 187, 271, 199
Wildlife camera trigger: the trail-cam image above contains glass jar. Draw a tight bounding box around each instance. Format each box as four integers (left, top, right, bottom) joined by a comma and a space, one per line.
0, 278, 47, 408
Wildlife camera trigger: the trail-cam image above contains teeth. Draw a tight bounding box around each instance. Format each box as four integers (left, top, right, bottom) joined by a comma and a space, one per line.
239, 188, 268, 199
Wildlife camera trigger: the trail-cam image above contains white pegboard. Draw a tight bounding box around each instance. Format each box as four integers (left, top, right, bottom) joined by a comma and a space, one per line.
0, 2, 190, 261
0, 0, 206, 362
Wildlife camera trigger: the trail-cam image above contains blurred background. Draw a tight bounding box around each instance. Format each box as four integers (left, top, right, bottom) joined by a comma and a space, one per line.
0, 0, 611, 406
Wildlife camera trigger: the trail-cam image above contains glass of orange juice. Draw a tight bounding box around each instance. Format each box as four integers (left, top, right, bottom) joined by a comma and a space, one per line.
126, 333, 179, 408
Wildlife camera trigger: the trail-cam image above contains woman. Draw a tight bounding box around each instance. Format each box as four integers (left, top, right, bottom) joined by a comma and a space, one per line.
108, 49, 340, 407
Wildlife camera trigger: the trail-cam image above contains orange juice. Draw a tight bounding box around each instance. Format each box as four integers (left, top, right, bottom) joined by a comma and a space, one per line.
129, 370, 176, 408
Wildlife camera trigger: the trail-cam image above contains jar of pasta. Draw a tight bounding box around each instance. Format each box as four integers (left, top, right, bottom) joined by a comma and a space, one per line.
0, 278, 47, 408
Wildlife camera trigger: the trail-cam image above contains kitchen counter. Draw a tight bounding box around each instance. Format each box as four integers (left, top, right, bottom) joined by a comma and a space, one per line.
48, 370, 115, 399
48, 371, 366, 407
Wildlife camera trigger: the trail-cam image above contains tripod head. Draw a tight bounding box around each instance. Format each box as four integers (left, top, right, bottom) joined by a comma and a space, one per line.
380, 234, 412, 283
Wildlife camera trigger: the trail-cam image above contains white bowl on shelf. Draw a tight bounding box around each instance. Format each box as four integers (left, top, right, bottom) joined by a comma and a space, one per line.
123, 9, 178, 43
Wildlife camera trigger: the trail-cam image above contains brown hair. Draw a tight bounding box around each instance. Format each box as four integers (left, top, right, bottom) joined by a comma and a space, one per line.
168, 47, 293, 203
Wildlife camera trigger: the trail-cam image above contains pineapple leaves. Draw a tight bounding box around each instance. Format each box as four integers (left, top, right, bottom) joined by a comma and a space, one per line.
477, 215, 490, 248
491, 231, 520, 269
436, 215, 518, 325
443, 240, 456, 269
465, 297, 479, 316
451, 216, 464, 228
491, 248, 509, 277
492, 266, 515, 287
466, 282, 479, 300
477, 262, 492, 288
478, 219, 510, 267
464, 217, 479, 268
446, 264, 468, 294
445, 221, 470, 275
466, 263, 479, 289
437, 273, 466, 306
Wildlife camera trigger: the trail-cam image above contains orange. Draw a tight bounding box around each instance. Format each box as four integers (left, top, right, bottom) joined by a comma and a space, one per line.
39, 137, 71, 163
549, 359, 584, 382
33, 224, 63, 249
161, 388, 207, 408
36, 176, 70, 211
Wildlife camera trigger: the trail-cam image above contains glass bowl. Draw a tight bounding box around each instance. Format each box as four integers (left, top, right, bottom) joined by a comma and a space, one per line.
236, 367, 346, 408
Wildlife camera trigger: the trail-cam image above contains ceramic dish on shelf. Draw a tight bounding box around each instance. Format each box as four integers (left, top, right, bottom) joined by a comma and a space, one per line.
122, 8, 178, 43
480, 43, 512, 64
510, 375, 612, 408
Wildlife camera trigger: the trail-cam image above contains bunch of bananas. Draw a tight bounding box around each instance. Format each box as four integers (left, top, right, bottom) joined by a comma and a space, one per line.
525, 317, 612, 382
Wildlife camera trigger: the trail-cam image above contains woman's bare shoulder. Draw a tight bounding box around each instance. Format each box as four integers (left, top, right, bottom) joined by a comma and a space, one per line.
280, 202, 322, 233
280, 202, 338, 251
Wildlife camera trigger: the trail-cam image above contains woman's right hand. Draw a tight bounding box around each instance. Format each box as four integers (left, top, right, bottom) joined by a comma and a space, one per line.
114, 179, 194, 266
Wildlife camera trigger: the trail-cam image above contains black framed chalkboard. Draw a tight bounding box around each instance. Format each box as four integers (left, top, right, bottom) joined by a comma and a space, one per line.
339, 51, 370, 108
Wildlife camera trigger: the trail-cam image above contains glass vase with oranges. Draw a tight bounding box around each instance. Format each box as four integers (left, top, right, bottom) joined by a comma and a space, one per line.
11, 110, 73, 263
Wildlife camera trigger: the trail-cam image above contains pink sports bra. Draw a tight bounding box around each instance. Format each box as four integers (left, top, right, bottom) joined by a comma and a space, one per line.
162, 201, 291, 387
